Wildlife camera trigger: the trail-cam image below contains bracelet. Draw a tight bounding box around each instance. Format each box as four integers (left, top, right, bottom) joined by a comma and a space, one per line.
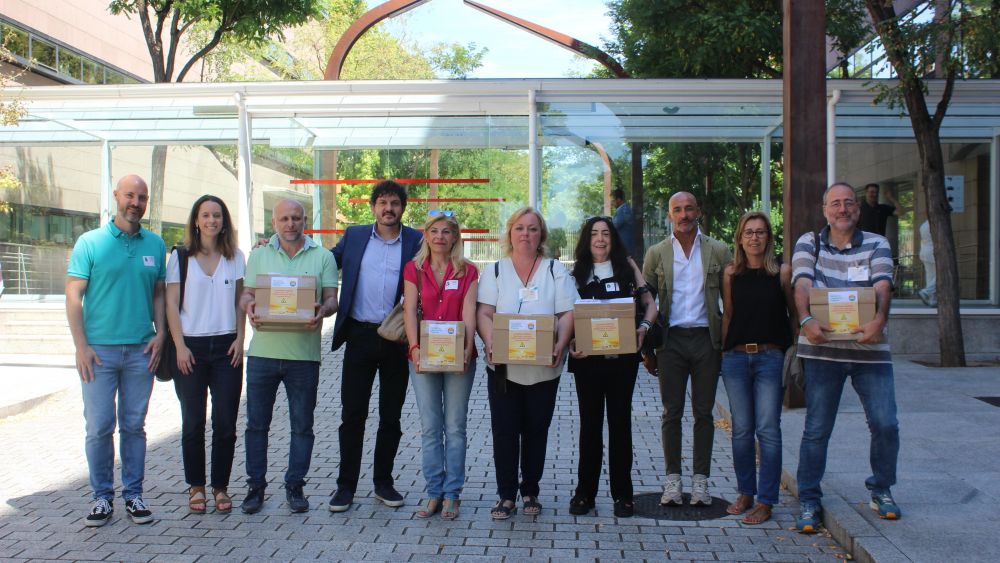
799, 315, 814, 328
638, 320, 653, 330
407, 343, 419, 358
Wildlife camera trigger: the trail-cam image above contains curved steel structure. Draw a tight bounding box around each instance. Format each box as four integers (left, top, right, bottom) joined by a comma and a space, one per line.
324, 0, 432, 80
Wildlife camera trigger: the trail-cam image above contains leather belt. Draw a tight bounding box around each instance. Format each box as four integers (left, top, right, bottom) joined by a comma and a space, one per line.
351, 319, 382, 329
732, 343, 783, 353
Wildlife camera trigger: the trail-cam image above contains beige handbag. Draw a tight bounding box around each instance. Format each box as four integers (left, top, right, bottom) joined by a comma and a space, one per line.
377, 268, 423, 344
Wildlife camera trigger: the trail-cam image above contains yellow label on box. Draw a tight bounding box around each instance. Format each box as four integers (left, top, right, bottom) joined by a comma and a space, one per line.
268, 276, 299, 316
590, 318, 620, 351
425, 323, 458, 367
508, 319, 537, 361
828, 290, 860, 333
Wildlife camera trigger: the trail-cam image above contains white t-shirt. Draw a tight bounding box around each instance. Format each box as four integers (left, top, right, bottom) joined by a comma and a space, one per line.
166, 248, 246, 337
477, 256, 579, 385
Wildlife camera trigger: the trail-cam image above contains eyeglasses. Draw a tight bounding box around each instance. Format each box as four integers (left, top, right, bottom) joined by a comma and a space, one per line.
742, 229, 769, 239
825, 200, 857, 210
428, 209, 455, 217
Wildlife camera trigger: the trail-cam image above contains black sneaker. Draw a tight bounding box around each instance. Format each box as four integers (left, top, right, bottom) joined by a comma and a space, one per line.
373, 485, 405, 508
285, 484, 309, 513
84, 498, 113, 527
613, 499, 635, 518
241, 485, 266, 514
568, 494, 595, 516
124, 497, 153, 525
328, 488, 354, 512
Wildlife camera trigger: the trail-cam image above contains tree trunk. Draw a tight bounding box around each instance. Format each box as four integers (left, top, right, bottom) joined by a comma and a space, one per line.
917, 128, 966, 366
148, 145, 168, 234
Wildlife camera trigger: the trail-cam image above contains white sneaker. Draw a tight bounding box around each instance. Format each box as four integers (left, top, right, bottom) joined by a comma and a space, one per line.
690, 474, 712, 506
660, 474, 683, 506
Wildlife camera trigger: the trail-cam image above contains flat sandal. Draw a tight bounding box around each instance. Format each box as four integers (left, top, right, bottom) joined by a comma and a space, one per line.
441, 499, 460, 520
212, 488, 232, 514
188, 487, 207, 514
415, 498, 442, 519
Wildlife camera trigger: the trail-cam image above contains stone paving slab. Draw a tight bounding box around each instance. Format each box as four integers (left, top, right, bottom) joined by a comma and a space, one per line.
0, 326, 846, 561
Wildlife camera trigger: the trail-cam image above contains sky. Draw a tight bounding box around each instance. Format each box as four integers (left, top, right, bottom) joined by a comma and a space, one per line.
380, 0, 616, 78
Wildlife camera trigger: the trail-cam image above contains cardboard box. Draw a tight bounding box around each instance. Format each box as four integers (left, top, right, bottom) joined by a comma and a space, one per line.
492, 313, 555, 366
810, 287, 877, 340
573, 298, 637, 355
419, 320, 466, 373
254, 274, 317, 331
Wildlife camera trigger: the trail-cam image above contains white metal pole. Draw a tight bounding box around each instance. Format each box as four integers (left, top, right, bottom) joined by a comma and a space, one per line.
991, 131, 999, 304
312, 152, 322, 246
235, 92, 254, 257
528, 89, 538, 209
827, 89, 841, 187
99, 140, 112, 226
761, 137, 772, 215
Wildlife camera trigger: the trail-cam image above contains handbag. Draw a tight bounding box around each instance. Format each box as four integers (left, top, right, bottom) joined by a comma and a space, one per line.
377, 265, 423, 344
782, 344, 806, 408
156, 246, 189, 383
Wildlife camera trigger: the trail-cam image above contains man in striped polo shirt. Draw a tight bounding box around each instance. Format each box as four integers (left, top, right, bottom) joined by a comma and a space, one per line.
791, 182, 901, 533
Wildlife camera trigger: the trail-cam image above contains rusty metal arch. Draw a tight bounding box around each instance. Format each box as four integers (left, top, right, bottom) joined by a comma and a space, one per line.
324, 0, 629, 80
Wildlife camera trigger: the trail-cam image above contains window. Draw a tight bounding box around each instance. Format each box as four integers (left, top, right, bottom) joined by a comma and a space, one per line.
0, 24, 28, 58
82, 59, 101, 84
57, 48, 82, 80
31, 37, 56, 69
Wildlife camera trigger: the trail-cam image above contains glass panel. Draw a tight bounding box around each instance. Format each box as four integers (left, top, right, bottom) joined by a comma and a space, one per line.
81, 59, 101, 84
1, 24, 29, 58
57, 48, 82, 80
836, 141, 992, 302
31, 37, 56, 69
105, 70, 126, 84
0, 144, 102, 295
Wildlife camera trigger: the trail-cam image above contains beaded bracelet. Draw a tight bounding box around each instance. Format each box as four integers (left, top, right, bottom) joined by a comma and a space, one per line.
799, 315, 814, 328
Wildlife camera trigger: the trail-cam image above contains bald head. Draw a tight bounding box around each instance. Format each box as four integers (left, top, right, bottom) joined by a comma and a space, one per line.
112, 174, 149, 230
271, 199, 306, 244
668, 191, 701, 236
668, 191, 697, 209
116, 174, 148, 192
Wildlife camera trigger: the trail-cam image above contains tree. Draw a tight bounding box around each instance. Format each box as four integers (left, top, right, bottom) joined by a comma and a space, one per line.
0, 37, 28, 204
108, 0, 320, 233
428, 42, 488, 79
862, 0, 998, 366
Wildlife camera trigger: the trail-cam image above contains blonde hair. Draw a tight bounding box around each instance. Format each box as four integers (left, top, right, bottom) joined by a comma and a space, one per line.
731, 211, 780, 276
501, 207, 548, 257
412, 214, 469, 278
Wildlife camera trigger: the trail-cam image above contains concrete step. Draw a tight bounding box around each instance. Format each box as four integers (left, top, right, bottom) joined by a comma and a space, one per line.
0, 309, 68, 323
0, 334, 76, 355
0, 353, 74, 368
1, 320, 70, 336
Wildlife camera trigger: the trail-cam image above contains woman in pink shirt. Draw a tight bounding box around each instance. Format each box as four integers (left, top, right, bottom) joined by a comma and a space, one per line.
403, 211, 478, 521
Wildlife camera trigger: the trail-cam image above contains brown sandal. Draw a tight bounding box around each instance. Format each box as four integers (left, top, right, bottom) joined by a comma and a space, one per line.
742, 503, 772, 525
726, 494, 754, 515
415, 498, 442, 518
189, 486, 207, 514
213, 488, 232, 514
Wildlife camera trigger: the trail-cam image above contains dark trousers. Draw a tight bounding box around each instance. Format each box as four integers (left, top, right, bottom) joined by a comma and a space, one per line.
486, 368, 560, 500
173, 333, 242, 489
337, 321, 409, 492
572, 355, 638, 502
657, 327, 721, 477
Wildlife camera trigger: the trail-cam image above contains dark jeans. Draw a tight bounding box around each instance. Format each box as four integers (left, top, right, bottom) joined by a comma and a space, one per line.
573, 355, 638, 502
487, 368, 560, 500
173, 333, 242, 489
797, 358, 899, 506
337, 321, 409, 492
657, 327, 721, 477
244, 356, 319, 488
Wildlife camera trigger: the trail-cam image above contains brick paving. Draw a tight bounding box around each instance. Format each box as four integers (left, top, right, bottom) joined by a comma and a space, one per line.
0, 327, 848, 562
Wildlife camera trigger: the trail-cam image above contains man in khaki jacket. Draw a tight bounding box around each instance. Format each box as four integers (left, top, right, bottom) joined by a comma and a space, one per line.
643, 191, 731, 506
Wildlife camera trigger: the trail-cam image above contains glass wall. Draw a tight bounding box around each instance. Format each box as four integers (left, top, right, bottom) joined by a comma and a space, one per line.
836, 141, 993, 302
0, 144, 102, 295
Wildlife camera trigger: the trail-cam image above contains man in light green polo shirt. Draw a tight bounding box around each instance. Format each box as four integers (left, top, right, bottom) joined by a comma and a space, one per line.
66, 174, 166, 527
239, 199, 338, 514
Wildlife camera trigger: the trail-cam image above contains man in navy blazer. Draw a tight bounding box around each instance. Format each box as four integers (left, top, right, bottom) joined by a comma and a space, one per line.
328, 180, 422, 513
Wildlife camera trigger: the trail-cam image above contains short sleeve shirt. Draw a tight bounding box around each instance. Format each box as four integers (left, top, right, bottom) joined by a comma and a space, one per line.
166, 248, 246, 336
403, 260, 479, 322
244, 235, 338, 362
478, 256, 579, 385
791, 226, 893, 363
67, 222, 166, 345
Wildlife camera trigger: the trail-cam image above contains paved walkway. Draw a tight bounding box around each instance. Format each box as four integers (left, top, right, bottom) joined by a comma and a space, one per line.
0, 325, 847, 562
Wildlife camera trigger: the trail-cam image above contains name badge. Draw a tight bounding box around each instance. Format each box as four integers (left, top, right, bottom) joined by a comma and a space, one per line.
519, 286, 539, 302
445, 279, 459, 291
142, 256, 155, 267
847, 265, 870, 282
605, 282, 620, 293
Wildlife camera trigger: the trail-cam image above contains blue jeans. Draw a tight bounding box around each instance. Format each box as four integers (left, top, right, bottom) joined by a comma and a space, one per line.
82, 344, 155, 501
244, 357, 319, 488
410, 360, 476, 499
797, 358, 899, 507
721, 349, 784, 506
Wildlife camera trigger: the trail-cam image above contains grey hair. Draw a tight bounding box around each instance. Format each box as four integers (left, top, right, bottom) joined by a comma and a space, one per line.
822, 182, 855, 205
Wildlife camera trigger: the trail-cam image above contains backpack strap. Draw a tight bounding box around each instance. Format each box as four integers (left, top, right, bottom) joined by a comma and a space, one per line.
174, 245, 189, 312
549, 258, 555, 279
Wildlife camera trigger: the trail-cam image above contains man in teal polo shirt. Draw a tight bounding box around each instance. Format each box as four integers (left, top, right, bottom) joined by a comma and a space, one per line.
66, 174, 166, 527
239, 198, 338, 514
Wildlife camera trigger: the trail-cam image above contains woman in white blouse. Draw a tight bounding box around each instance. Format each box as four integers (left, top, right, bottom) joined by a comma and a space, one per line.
477, 207, 578, 519
165, 195, 246, 515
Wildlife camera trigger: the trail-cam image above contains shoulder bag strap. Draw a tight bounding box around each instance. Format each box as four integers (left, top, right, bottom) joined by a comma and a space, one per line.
175, 246, 189, 312
416, 266, 424, 321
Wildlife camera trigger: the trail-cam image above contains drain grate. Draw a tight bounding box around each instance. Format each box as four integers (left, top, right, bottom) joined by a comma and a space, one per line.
632, 492, 732, 520
975, 396, 1000, 408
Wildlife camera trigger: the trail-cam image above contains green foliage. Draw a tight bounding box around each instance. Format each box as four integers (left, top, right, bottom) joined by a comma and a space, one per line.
428, 42, 488, 79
